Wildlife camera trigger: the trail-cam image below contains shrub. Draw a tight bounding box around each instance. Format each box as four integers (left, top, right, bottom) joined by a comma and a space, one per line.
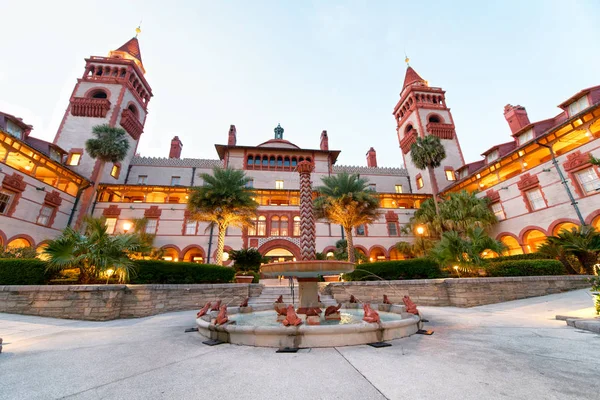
0, 246, 38, 259
130, 260, 235, 284
0, 259, 51, 285
230, 248, 264, 273
485, 259, 567, 277
344, 258, 443, 281
490, 253, 552, 262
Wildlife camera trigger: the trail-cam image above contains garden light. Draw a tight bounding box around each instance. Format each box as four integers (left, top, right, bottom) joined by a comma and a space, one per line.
123, 222, 132, 233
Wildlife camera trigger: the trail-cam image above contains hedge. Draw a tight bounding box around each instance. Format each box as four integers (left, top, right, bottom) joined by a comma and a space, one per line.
491, 253, 552, 262
344, 258, 443, 281
0, 259, 51, 285
130, 260, 235, 284
485, 259, 567, 277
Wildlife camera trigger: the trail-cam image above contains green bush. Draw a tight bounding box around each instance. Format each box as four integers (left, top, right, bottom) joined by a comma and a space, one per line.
130, 260, 235, 284
491, 253, 552, 262
0, 259, 51, 285
344, 258, 443, 281
485, 259, 567, 277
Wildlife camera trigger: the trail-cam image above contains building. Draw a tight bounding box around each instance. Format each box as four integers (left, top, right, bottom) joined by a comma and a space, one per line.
1, 35, 599, 262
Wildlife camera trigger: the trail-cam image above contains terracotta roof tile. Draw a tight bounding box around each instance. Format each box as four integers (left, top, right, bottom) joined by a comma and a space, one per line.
402, 67, 425, 89
115, 37, 142, 64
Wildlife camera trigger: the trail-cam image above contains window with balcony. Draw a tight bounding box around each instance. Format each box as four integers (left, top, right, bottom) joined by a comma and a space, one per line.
394, 185, 403, 194
184, 221, 197, 235
105, 217, 117, 234
526, 188, 546, 211
37, 205, 55, 226
275, 180, 284, 189
293, 216, 300, 236
0, 191, 14, 215
145, 219, 158, 234
171, 176, 181, 186
491, 202, 505, 220
137, 175, 148, 184
576, 168, 600, 195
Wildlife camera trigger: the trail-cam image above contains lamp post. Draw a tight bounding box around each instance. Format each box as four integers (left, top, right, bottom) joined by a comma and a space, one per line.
123, 221, 132, 234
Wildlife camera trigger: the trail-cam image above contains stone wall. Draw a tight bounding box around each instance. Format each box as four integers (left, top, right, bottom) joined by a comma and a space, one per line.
0, 283, 261, 321
326, 276, 592, 307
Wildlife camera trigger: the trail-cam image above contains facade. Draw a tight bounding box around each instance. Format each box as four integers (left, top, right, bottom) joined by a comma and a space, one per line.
1, 35, 599, 263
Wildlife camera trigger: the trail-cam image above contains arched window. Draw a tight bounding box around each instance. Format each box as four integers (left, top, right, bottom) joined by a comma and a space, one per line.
254, 155, 261, 166
306, 157, 312, 163
299, 157, 305, 162
127, 104, 138, 116
119, 68, 126, 78
271, 216, 280, 236
90, 90, 108, 99
284, 157, 290, 168
257, 216, 266, 236
247, 155, 253, 167
262, 156, 268, 167
269, 156, 276, 167
405, 124, 414, 134
428, 115, 441, 123
248, 217, 257, 235
95, 68, 103, 76
277, 156, 283, 167
291, 157, 298, 167
293, 216, 301, 236
280, 216, 289, 236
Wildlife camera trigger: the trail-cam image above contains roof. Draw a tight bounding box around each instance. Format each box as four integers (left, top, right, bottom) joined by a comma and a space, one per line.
558, 85, 600, 109
25, 137, 67, 157
0, 110, 33, 133
481, 141, 516, 158
130, 156, 222, 168
214, 143, 341, 164
109, 37, 145, 73
257, 139, 300, 149
402, 66, 426, 90
333, 165, 409, 176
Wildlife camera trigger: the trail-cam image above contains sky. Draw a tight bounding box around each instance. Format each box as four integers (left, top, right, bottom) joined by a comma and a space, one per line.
1, 0, 599, 168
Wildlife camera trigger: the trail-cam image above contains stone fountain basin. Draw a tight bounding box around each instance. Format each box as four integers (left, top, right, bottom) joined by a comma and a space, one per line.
261, 260, 355, 278
196, 306, 420, 348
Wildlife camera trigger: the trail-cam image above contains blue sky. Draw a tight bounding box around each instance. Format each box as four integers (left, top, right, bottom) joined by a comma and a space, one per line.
1, 0, 598, 167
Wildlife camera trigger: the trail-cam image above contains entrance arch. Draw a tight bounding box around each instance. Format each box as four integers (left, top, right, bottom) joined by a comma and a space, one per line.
182, 245, 205, 263
497, 234, 523, 256
258, 239, 301, 262
521, 228, 547, 253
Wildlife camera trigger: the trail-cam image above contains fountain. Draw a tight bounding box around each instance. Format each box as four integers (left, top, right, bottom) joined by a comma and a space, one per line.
196, 161, 420, 347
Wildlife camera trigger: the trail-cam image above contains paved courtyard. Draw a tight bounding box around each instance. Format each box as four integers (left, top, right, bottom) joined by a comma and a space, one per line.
0, 289, 598, 400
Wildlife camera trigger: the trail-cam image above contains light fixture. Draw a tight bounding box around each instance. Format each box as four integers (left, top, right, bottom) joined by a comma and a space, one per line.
105, 268, 115, 284
416, 226, 425, 235
518, 150, 525, 157
35, 186, 46, 191
586, 131, 592, 138
522, 162, 528, 167
123, 221, 132, 233
25, 162, 32, 171
222, 252, 230, 261
542, 168, 552, 172
499, 186, 509, 190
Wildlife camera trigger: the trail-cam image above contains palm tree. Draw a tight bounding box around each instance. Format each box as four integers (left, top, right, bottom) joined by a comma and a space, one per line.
542, 226, 600, 275
313, 173, 381, 263
537, 239, 580, 275
85, 124, 130, 184
431, 227, 506, 268
410, 135, 446, 216
44, 217, 144, 283
395, 238, 435, 258
187, 167, 258, 266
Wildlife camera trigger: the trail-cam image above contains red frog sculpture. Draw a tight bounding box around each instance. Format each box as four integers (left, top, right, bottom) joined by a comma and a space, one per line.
210, 299, 221, 311
274, 304, 288, 316
383, 294, 392, 305
197, 302, 211, 318
325, 303, 342, 316
362, 303, 381, 324
239, 297, 249, 307
275, 295, 283, 303
403, 295, 419, 315
349, 295, 358, 303
304, 307, 322, 316
282, 305, 303, 326
215, 305, 229, 325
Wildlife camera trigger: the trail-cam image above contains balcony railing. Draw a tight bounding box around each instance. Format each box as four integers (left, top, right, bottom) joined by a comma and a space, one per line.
120, 109, 144, 140
400, 132, 417, 154
70, 97, 111, 118
426, 122, 455, 140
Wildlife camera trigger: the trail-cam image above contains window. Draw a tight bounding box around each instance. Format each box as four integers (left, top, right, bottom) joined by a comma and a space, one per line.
248, 217, 257, 236
0, 191, 13, 215
271, 216, 280, 236
445, 170, 456, 181
486, 150, 499, 163
394, 185, 403, 194
37, 205, 54, 226
145, 219, 158, 234
171, 176, 181, 186
6, 120, 24, 139
387, 222, 398, 236
368, 184, 376, 191
105, 217, 117, 234
517, 129, 533, 146
576, 168, 600, 195
491, 203, 505, 220
356, 225, 366, 236
137, 175, 148, 184
185, 221, 196, 235
526, 189, 546, 211
257, 216, 266, 236
110, 164, 120, 178
67, 153, 81, 166
293, 216, 300, 236
246, 179, 254, 188
280, 216, 289, 236
568, 96, 590, 116
275, 180, 284, 190
416, 176, 424, 189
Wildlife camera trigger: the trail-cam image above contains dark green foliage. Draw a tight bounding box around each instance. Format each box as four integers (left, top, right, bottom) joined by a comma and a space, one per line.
130, 260, 235, 284
230, 248, 264, 273
0, 259, 51, 285
0, 246, 38, 259
491, 253, 553, 262
344, 259, 443, 281
85, 124, 130, 163
485, 259, 566, 277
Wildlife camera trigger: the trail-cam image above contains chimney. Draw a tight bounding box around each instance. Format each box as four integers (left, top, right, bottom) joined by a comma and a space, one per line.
169, 136, 183, 159
228, 125, 237, 146
503, 104, 530, 135
366, 147, 377, 168
320, 130, 329, 151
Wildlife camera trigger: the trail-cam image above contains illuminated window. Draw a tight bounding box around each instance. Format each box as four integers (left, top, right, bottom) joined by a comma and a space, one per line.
356, 225, 366, 236
145, 219, 158, 234
369, 184, 376, 191
568, 96, 590, 116
271, 216, 280, 236
293, 216, 300, 236
248, 217, 257, 236
280, 216, 289, 236
486, 150, 499, 163
105, 217, 117, 234
526, 189, 546, 211
394, 185, 403, 193
257, 216, 266, 236
445, 170, 456, 181
67, 153, 81, 166
275, 180, 284, 189
387, 222, 398, 236
184, 221, 196, 235
416, 176, 423, 189
576, 168, 600, 195
137, 175, 148, 184
171, 176, 181, 186
517, 129, 533, 146
110, 164, 120, 178
0, 191, 13, 215
491, 202, 505, 220
36, 205, 55, 226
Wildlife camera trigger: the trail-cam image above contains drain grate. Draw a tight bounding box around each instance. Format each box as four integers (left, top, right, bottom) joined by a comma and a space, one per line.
416, 329, 434, 335
276, 347, 299, 353
367, 342, 392, 348
184, 327, 199, 333
202, 339, 225, 346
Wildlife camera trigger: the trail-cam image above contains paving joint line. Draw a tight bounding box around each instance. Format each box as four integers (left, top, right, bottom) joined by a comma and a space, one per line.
334, 347, 390, 400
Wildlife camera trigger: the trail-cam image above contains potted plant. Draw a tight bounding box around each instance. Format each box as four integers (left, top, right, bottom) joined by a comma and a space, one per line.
234, 271, 254, 284
230, 248, 264, 284
590, 276, 600, 316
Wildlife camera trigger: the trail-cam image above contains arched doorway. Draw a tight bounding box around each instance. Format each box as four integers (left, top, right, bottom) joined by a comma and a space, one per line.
161, 246, 180, 262
592, 215, 600, 232
264, 248, 295, 263
182, 246, 205, 263
522, 229, 547, 253
7, 237, 32, 249
498, 235, 523, 256
389, 247, 404, 260
551, 221, 579, 236
368, 246, 387, 262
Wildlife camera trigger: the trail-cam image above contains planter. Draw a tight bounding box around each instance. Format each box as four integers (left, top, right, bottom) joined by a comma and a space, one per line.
593, 292, 600, 316
235, 275, 254, 284
323, 275, 340, 282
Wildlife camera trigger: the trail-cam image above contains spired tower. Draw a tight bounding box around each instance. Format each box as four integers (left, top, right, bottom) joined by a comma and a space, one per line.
393, 61, 464, 194
53, 29, 153, 184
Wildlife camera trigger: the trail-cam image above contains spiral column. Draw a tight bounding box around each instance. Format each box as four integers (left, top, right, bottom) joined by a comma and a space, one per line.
296, 161, 316, 261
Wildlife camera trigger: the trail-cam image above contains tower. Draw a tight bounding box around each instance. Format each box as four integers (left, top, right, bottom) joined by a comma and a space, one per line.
393, 63, 464, 194
53, 31, 153, 184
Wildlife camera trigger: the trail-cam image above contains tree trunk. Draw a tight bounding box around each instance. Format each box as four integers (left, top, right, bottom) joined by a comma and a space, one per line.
427, 166, 440, 217
577, 252, 597, 275
558, 253, 578, 275
74, 160, 106, 230
345, 226, 356, 263
215, 222, 226, 266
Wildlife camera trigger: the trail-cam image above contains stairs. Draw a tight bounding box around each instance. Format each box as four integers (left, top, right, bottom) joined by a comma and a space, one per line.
248, 285, 338, 307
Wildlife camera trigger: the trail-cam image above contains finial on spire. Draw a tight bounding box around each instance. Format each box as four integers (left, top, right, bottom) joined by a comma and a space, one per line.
404, 52, 410, 67
274, 123, 284, 139
135, 25, 141, 38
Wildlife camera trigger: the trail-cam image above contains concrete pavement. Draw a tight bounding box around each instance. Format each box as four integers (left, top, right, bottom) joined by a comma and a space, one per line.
0, 289, 598, 400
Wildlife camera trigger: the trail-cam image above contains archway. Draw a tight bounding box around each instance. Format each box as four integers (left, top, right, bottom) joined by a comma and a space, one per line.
522, 230, 547, 253
258, 239, 301, 262
7, 237, 32, 249
550, 220, 579, 236
36, 242, 50, 261
592, 215, 600, 232
182, 246, 205, 263
368, 246, 387, 262
160, 246, 180, 262
388, 247, 405, 260
263, 248, 295, 263
498, 235, 523, 256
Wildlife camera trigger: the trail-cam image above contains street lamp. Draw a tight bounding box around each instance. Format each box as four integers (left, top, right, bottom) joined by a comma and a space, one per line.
123, 222, 132, 234
416, 226, 425, 236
